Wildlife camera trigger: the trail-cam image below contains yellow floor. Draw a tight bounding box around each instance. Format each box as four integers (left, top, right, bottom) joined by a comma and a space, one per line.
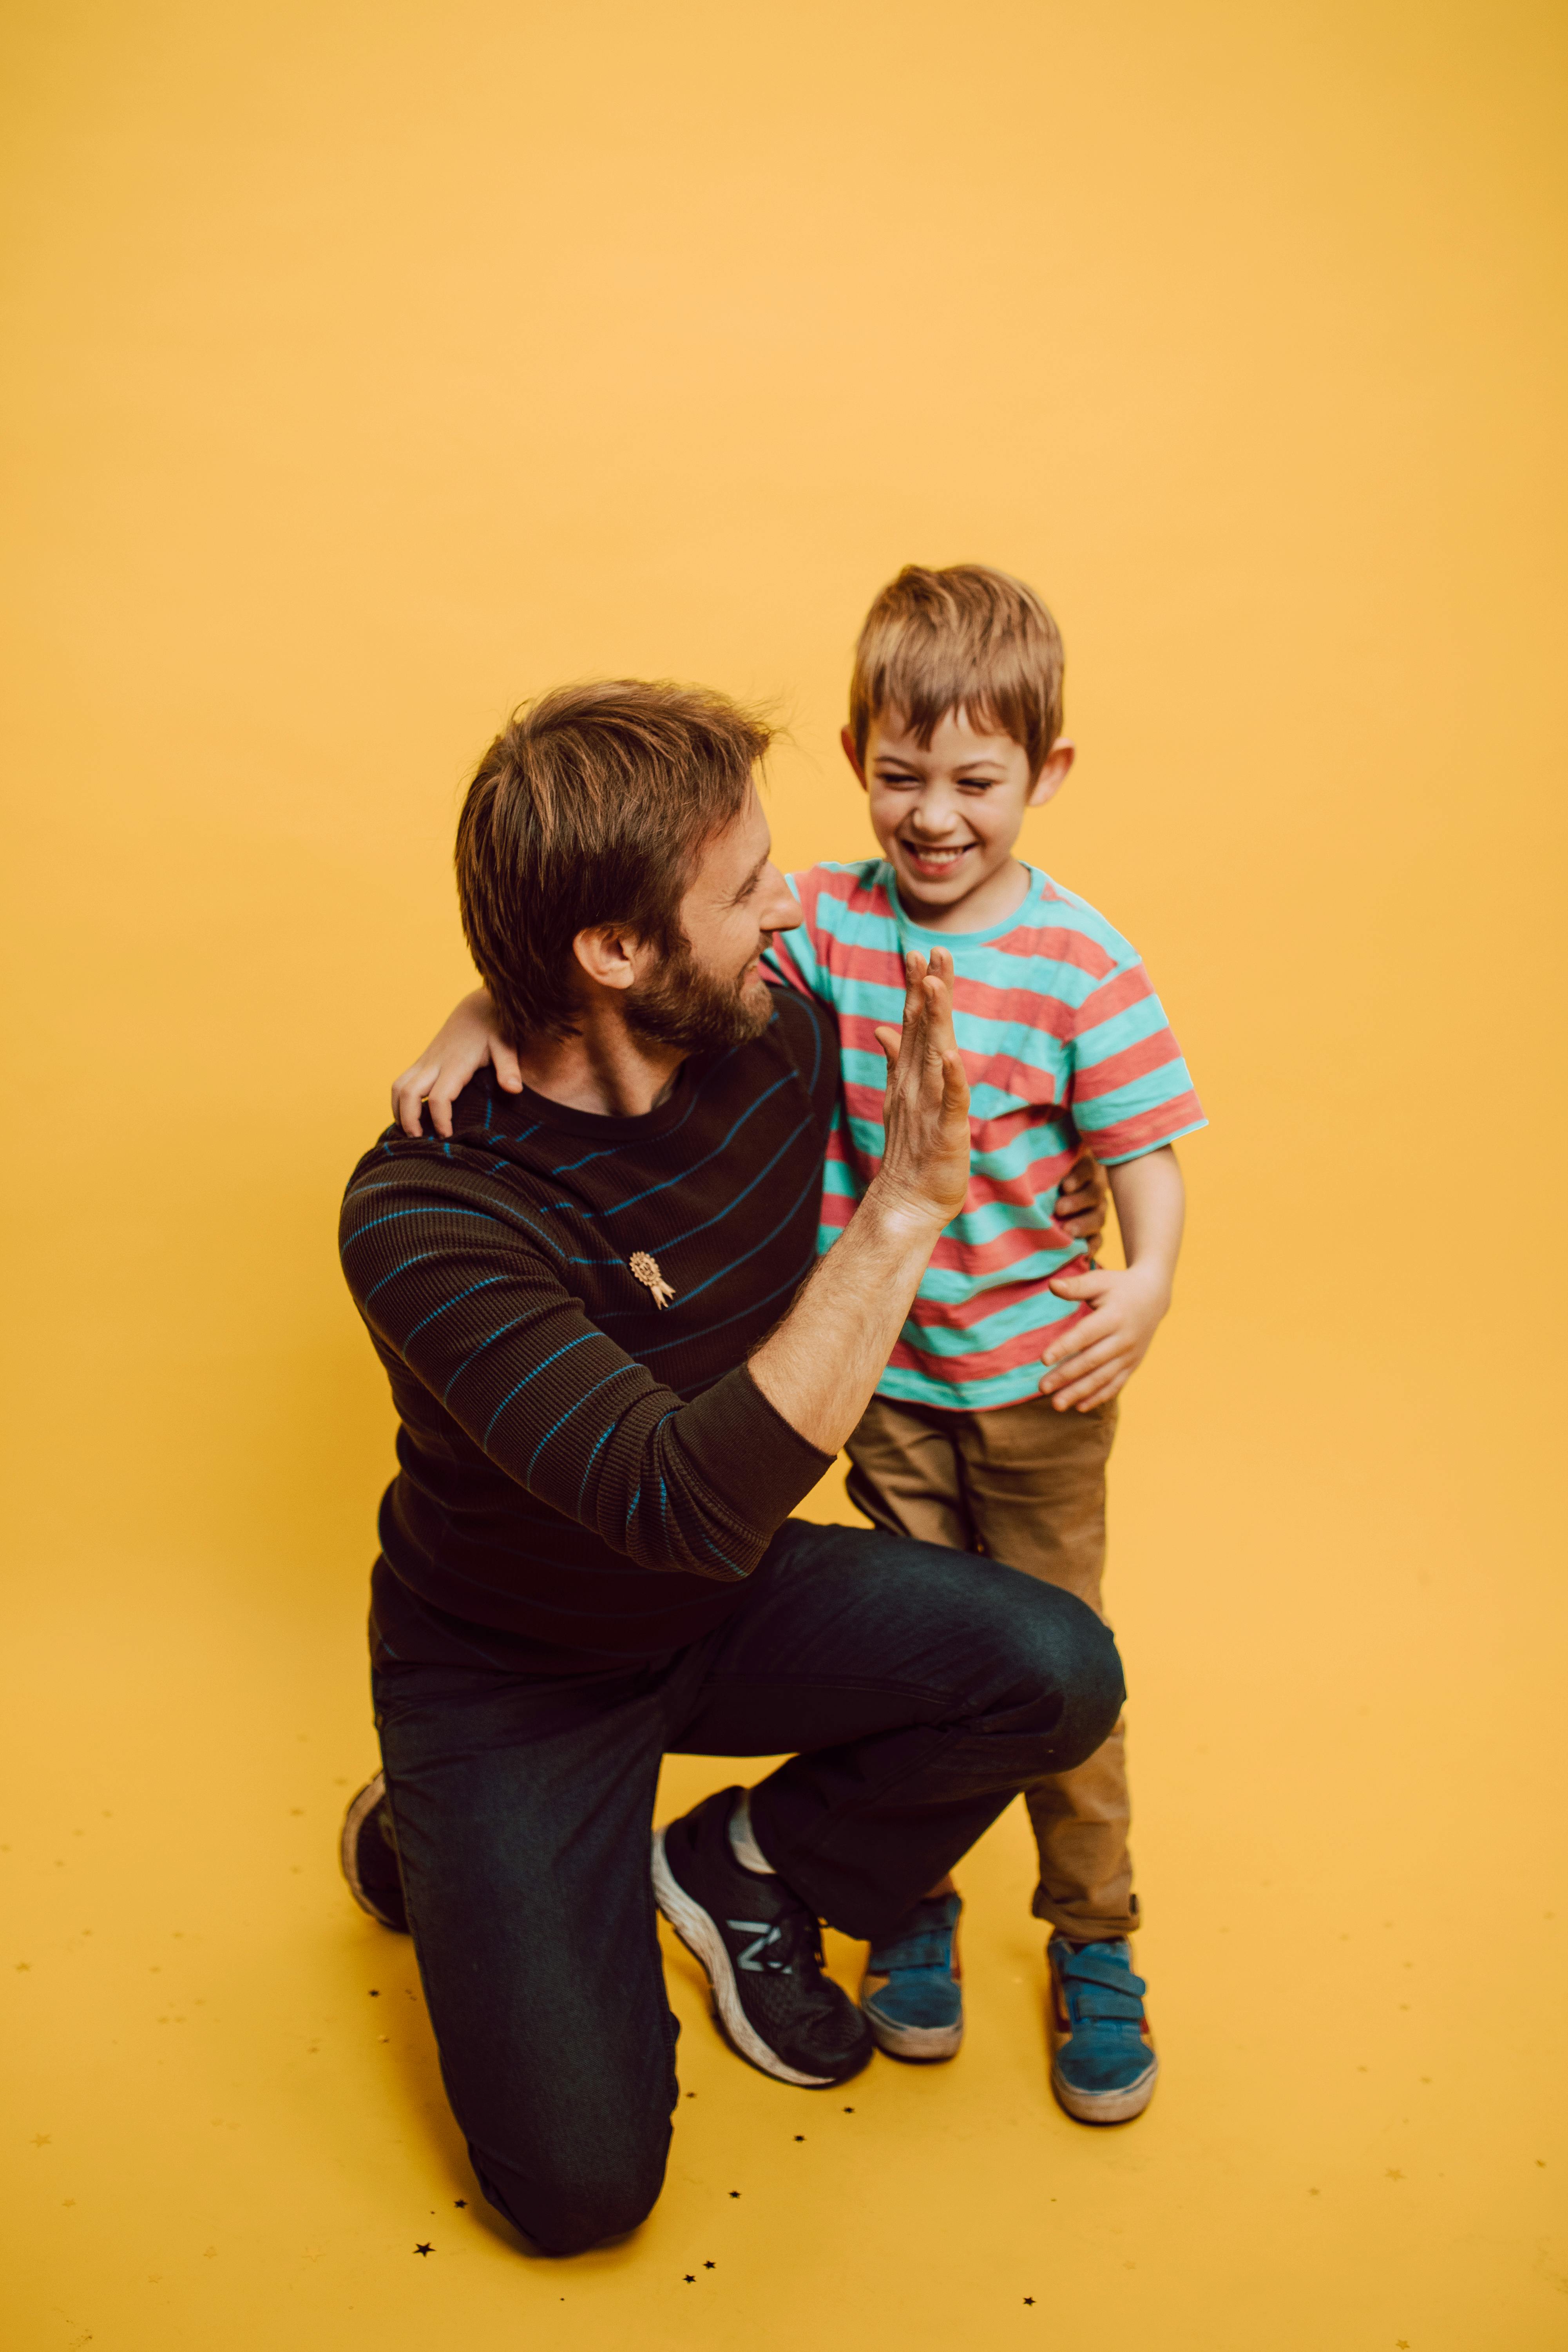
4, 0, 1566, 2344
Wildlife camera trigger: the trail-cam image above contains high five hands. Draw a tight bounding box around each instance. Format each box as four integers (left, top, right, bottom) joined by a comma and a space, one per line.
870, 948, 972, 1233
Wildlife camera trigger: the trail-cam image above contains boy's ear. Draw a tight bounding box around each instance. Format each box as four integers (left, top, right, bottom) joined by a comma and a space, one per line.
840, 726, 869, 790
1027, 738, 1076, 810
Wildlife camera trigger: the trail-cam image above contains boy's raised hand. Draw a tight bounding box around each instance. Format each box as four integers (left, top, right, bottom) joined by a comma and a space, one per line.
392, 988, 523, 1139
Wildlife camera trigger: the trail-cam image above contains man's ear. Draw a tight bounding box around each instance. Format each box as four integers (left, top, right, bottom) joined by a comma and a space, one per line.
1027, 738, 1076, 810
572, 924, 641, 993
840, 726, 869, 791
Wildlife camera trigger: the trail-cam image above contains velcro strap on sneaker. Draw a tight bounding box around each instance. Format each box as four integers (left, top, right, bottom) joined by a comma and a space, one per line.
1057, 1947, 1147, 2002
1067, 1984, 1146, 2023
867, 1928, 953, 1973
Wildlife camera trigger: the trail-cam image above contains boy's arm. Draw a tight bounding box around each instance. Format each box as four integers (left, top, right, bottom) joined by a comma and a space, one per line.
1038, 1146, 1184, 1412
391, 989, 523, 1138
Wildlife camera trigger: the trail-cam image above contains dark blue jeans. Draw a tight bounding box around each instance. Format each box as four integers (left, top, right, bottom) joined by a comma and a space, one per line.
371, 1517, 1123, 2256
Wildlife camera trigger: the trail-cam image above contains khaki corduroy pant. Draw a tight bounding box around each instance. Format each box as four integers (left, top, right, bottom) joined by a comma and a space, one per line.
844, 1388, 1136, 1940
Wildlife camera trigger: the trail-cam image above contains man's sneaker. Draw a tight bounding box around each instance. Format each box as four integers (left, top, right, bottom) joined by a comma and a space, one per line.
652, 1787, 874, 2089
859, 1893, 965, 2061
339, 1771, 409, 1933
1047, 1935, 1158, 2123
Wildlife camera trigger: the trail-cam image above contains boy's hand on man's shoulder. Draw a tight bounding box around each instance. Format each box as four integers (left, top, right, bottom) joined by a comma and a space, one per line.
1037, 1262, 1171, 1414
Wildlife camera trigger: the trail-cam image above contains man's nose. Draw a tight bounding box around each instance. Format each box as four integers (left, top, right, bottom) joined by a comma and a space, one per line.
758, 866, 802, 929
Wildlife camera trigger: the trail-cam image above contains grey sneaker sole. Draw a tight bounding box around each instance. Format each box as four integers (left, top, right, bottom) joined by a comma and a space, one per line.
339, 1769, 405, 1930
860, 1999, 965, 2062
1050, 2049, 1159, 2124
650, 1828, 834, 2089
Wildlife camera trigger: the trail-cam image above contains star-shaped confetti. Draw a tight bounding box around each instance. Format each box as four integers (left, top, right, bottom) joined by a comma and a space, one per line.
1024, 2296, 1035, 2306
1385, 2169, 1404, 2181
32, 2135, 51, 2147
684, 2274, 695, 2284
705, 2261, 715, 2269
413, 2242, 433, 2256
454, 2199, 467, 2207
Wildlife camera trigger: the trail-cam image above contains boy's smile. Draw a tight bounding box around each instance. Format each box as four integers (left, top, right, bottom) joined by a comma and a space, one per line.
843, 707, 1074, 935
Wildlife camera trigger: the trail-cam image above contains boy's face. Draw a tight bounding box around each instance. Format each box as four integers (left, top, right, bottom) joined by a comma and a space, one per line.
843, 706, 1072, 920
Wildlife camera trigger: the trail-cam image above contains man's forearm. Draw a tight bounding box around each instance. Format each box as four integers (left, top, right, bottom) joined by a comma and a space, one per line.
748, 1181, 943, 1454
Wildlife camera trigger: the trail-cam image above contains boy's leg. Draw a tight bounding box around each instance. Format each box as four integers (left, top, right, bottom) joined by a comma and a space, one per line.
953, 1390, 1136, 1938
373, 1646, 678, 2257
848, 1389, 1133, 1936
844, 1392, 974, 1551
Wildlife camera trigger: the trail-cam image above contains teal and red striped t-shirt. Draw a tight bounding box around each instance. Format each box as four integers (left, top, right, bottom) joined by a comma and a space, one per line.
764, 859, 1206, 1411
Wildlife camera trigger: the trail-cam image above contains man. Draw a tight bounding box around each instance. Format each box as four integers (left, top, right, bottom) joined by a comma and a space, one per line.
337, 681, 1123, 2256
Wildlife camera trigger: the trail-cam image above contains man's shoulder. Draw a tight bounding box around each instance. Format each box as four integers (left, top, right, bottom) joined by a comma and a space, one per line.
341, 1119, 553, 1235
759, 981, 838, 1094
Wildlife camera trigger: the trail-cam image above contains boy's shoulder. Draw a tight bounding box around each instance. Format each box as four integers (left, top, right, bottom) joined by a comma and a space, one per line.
786, 857, 893, 925
1018, 867, 1142, 975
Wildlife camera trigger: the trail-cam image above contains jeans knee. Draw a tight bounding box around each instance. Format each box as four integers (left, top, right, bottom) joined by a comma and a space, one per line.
478, 2135, 668, 2258
1002, 1587, 1125, 1773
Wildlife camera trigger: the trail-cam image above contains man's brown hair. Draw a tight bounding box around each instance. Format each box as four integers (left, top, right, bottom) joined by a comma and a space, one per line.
456, 681, 772, 1046
848, 563, 1065, 778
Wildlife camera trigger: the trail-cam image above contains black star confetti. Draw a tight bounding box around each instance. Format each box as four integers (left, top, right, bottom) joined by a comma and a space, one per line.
1024, 2296, 1034, 2306
414, 2243, 433, 2256
704, 2260, 715, 2269
684, 2274, 695, 2284
794, 2134, 804, 2142
729, 2191, 740, 2198
454, 2199, 467, 2208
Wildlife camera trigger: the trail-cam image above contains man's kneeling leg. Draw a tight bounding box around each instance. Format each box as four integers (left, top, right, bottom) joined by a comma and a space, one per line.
375, 1669, 679, 2258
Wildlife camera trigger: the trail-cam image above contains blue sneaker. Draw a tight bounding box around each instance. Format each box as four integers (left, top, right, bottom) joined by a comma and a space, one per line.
860, 1893, 964, 2061
1047, 1936, 1158, 2122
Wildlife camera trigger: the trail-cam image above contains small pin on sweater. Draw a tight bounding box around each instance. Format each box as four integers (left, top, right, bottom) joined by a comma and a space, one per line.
628, 1251, 676, 1309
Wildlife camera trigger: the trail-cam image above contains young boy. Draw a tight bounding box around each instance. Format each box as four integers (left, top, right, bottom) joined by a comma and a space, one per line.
393, 565, 1203, 2124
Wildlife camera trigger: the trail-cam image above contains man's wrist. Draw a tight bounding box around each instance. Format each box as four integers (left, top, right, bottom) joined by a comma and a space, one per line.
859, 1172, 951, 1248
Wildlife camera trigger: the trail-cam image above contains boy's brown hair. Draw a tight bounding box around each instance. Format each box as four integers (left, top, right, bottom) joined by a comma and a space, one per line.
848, 563, 1065, 779
456, 680, 771, 1045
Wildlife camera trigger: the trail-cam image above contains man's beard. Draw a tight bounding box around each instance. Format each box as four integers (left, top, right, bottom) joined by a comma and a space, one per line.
623, 936, 774, 1054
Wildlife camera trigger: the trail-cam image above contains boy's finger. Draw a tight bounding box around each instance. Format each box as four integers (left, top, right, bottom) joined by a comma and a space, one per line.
1056, 1371, 1124, 1412
1046, 1269, 1108, 1301
492, 1043, 524, 1093
1041, 1309, 1116, 1365
1041, 1331, 1121, 1385
1055, 1366, 1128, 1411
392, 1081, 424, 1138
873, 1023, 902, 1070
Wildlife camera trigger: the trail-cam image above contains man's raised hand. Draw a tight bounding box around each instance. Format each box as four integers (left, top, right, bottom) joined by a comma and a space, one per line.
871, 949, 971, 1231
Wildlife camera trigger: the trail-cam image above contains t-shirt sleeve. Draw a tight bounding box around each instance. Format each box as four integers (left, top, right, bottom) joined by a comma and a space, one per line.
1067, 954, 1206, 1165
762, 870, 829, 1001
340, 1162, 832, 1582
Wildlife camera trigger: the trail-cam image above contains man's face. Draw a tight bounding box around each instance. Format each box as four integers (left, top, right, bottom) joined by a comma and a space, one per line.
623, 784, 801, 1052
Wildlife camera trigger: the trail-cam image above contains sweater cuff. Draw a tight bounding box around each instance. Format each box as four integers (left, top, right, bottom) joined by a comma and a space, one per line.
678, 1365, 835, 1541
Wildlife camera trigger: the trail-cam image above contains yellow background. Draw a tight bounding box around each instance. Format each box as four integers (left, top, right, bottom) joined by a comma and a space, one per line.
4, 1, 1566, 2344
